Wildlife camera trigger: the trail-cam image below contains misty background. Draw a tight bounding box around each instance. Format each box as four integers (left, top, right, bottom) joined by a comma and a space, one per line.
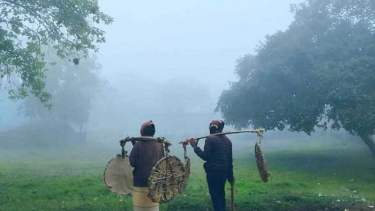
0, 0, 361, 156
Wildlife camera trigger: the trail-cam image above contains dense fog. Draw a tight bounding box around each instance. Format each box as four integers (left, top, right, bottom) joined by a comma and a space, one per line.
0, 0, 366, 157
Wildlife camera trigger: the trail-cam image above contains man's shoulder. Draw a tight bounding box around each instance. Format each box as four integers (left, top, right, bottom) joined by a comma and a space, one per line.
220, 135, 232, 146
137, 140, 163, 146
207, 134, 232, 142
218, 134, 231, 140
223, 135, 232, 141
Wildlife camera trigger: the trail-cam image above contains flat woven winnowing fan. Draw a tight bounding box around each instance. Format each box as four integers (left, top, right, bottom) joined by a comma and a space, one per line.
148, 155, 186, 203
103, 155, 133, 195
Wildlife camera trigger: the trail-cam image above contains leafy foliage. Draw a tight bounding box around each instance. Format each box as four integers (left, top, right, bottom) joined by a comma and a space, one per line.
216, 0, 375, 153
0, 0, 113, 104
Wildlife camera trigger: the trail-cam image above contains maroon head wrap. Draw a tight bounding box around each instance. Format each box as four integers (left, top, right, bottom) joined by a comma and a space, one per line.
140, 120, 155, 136
209, 120, 225, 132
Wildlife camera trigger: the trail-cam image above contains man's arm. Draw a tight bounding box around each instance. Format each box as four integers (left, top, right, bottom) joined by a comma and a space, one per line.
194, 138, 212, 161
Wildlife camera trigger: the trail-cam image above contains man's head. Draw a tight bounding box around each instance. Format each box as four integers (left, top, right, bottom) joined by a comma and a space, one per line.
209, 120, 225, 134
140, 120, 155, 136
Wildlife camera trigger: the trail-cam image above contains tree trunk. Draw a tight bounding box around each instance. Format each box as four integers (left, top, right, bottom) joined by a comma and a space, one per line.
359, 134, 375, 156
83, 124, 87, 142
80, 123, 83, 136
79, 123, 87, 142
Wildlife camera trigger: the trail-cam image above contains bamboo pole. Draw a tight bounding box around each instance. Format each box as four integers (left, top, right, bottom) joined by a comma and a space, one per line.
179, 129, 263, 145
120, 136, 172, 145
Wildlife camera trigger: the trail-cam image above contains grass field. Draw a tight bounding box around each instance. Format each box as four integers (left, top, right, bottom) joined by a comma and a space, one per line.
1, 137, 375, 211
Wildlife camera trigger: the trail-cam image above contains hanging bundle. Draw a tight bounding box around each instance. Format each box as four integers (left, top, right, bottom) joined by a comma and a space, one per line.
103, 136, 188, 204
254, 131, 272, 183
180, 141, 191, 193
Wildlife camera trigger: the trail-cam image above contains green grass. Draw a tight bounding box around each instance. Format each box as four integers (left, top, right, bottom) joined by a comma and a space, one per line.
1, 141, 375, 211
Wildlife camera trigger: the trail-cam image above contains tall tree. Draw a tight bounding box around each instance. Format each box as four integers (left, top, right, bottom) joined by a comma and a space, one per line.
216, 0, 375, 156
0, 0, 113, 104
20, 51, 103, 142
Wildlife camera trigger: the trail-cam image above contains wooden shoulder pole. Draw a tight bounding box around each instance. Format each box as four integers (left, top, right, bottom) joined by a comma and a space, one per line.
179, 129, 264, 145
120, 136, 172, 146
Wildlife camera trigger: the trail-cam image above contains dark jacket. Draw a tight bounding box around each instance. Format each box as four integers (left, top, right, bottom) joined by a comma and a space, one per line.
194, 135, 233, 181
129, 139, 164, 187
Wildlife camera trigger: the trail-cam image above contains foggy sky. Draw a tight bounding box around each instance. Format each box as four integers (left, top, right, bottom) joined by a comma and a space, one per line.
97, 0, 304, 98
1, 0, 305, 134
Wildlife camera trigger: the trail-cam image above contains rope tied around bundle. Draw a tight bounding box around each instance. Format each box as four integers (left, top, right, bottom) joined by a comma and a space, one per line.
180, 140, 191, 193
119, 139, 127, 158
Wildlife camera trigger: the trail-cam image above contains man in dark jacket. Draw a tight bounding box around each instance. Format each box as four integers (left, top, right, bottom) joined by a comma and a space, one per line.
188, 120, 234, 211
129, 120, 164, 211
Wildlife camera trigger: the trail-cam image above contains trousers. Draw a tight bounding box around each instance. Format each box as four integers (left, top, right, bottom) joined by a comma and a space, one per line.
206, 170, 228, 211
